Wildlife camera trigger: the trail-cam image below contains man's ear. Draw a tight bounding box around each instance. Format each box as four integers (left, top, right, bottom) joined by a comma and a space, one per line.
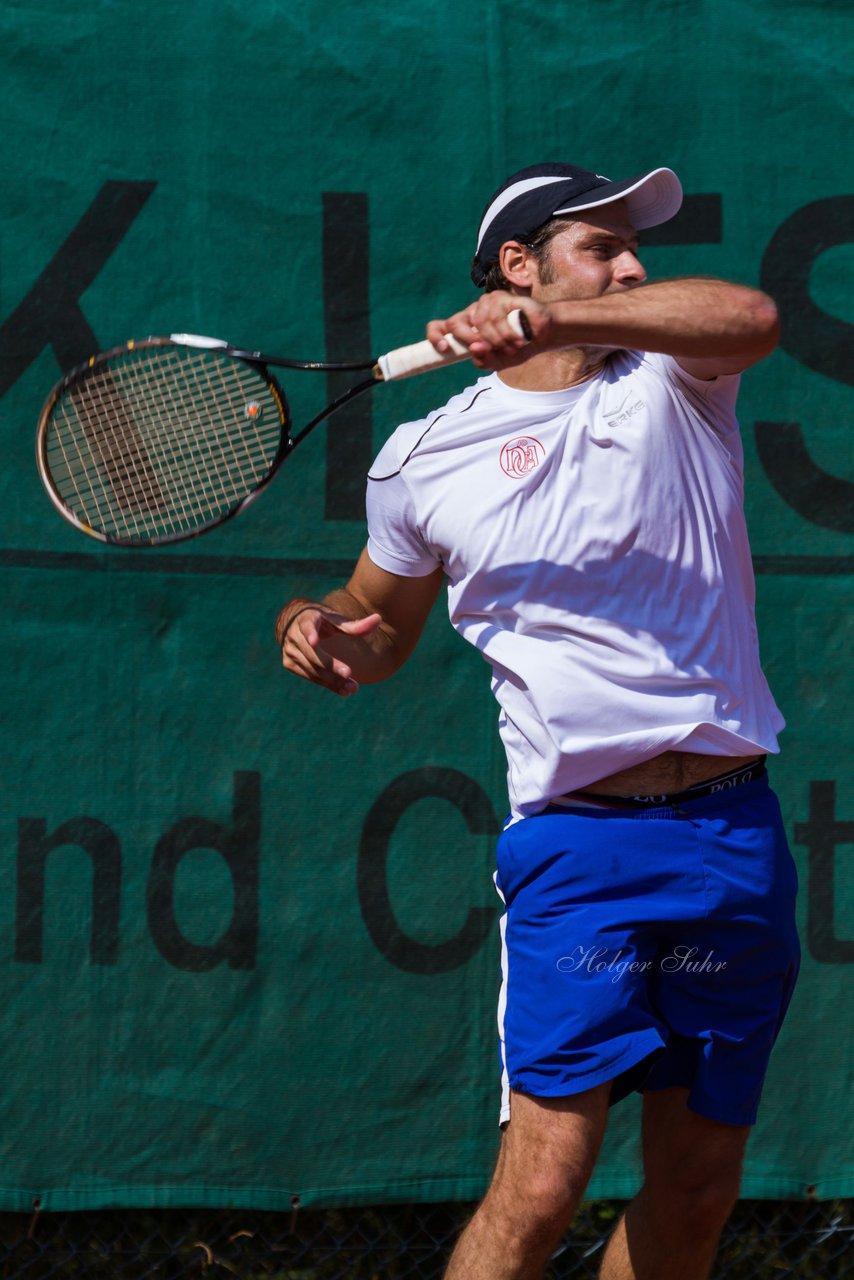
497, 240, 537, 292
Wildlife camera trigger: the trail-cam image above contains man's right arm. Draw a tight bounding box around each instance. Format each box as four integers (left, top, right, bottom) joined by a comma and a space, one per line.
275, 548, 445, 697
428, 278, 779, 379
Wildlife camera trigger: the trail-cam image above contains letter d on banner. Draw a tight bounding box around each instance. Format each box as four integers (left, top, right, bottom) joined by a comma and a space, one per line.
146, 772, 260, 971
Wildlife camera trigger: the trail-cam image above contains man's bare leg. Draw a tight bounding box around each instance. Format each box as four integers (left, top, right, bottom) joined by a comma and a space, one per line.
598, 1088, 750, 1280
444, 1083, 610, 1280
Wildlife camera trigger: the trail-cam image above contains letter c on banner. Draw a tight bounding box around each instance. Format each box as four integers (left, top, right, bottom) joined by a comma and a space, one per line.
358, 768, 500, 974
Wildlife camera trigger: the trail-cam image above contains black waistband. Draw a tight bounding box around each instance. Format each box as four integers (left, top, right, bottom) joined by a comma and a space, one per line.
565, 758, 767, 811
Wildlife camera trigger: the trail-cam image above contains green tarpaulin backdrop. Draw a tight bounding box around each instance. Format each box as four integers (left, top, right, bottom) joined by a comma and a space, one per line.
0, 0, 851, 1209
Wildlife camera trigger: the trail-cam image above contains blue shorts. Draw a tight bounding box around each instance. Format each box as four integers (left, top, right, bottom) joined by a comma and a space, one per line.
494, 774, 800, 1127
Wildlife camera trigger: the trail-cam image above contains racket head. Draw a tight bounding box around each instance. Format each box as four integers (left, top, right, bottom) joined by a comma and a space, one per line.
36, 337, 292, 547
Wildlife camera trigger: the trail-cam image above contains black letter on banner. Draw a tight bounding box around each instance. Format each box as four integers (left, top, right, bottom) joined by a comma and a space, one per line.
322, 192, 373, 521
794, 781, 854, 963
147, 772, 260, 971
0, 180, 156, 396
640, 194, 722, 246
358, 767, 499, 974
754, 422, 854, 531
761, 197, 853, 386
756, 197, 854, 530
15, 817, 122, 964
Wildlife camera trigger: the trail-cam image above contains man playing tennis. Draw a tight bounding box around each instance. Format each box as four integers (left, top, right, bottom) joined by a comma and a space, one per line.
275, 161, 800, 1280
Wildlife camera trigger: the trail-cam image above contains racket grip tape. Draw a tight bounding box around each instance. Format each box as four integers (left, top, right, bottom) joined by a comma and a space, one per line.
375, 308, 531, 382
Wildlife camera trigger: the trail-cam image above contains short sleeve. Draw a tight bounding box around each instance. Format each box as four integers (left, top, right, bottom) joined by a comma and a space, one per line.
656, 353, 742, 417
366, 465, 441, 577
639, 352, 743, 455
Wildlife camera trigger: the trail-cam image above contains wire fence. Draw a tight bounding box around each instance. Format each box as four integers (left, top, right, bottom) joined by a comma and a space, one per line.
0, 1199, 850, 1279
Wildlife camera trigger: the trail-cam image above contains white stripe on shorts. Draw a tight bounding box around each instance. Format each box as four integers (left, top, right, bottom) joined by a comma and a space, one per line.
494, 870, 511, 1125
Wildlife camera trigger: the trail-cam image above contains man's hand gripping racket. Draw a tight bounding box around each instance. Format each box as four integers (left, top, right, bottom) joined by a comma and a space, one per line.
36, 308, 532, 548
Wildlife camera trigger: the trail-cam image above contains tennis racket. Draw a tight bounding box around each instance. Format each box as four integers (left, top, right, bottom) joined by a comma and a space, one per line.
36, 311, 530, 548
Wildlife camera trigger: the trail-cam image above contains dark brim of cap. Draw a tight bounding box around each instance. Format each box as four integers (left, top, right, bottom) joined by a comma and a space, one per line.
552, 168, 683, 230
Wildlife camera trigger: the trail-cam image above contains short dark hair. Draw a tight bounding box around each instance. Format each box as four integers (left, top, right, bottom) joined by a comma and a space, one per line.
477, 216, 577, 293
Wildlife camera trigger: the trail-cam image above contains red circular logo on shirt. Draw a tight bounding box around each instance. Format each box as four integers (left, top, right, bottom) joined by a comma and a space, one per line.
499, 435, 545, 478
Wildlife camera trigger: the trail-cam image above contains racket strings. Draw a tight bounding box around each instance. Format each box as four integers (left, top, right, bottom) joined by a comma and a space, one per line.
45, 346, 284, 542
51, 377, 164, 544
124, 352, 261, 531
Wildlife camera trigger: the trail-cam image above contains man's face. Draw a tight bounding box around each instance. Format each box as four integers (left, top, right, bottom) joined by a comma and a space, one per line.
530, 199, 647, 302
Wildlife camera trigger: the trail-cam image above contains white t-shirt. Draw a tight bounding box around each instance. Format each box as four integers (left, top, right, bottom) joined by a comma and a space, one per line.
366, 350, 784, 817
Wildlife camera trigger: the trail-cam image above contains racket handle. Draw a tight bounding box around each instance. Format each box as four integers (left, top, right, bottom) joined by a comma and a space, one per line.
170, 333, 230, 349
375, 308, 530, 382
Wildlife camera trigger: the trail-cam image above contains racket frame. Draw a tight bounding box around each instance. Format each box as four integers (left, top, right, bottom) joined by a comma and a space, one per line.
35, 336, 296, 547
36, 310, 530, 547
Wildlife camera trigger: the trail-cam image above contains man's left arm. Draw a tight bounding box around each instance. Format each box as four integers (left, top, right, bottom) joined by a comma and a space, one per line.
429, 278, 780, 380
